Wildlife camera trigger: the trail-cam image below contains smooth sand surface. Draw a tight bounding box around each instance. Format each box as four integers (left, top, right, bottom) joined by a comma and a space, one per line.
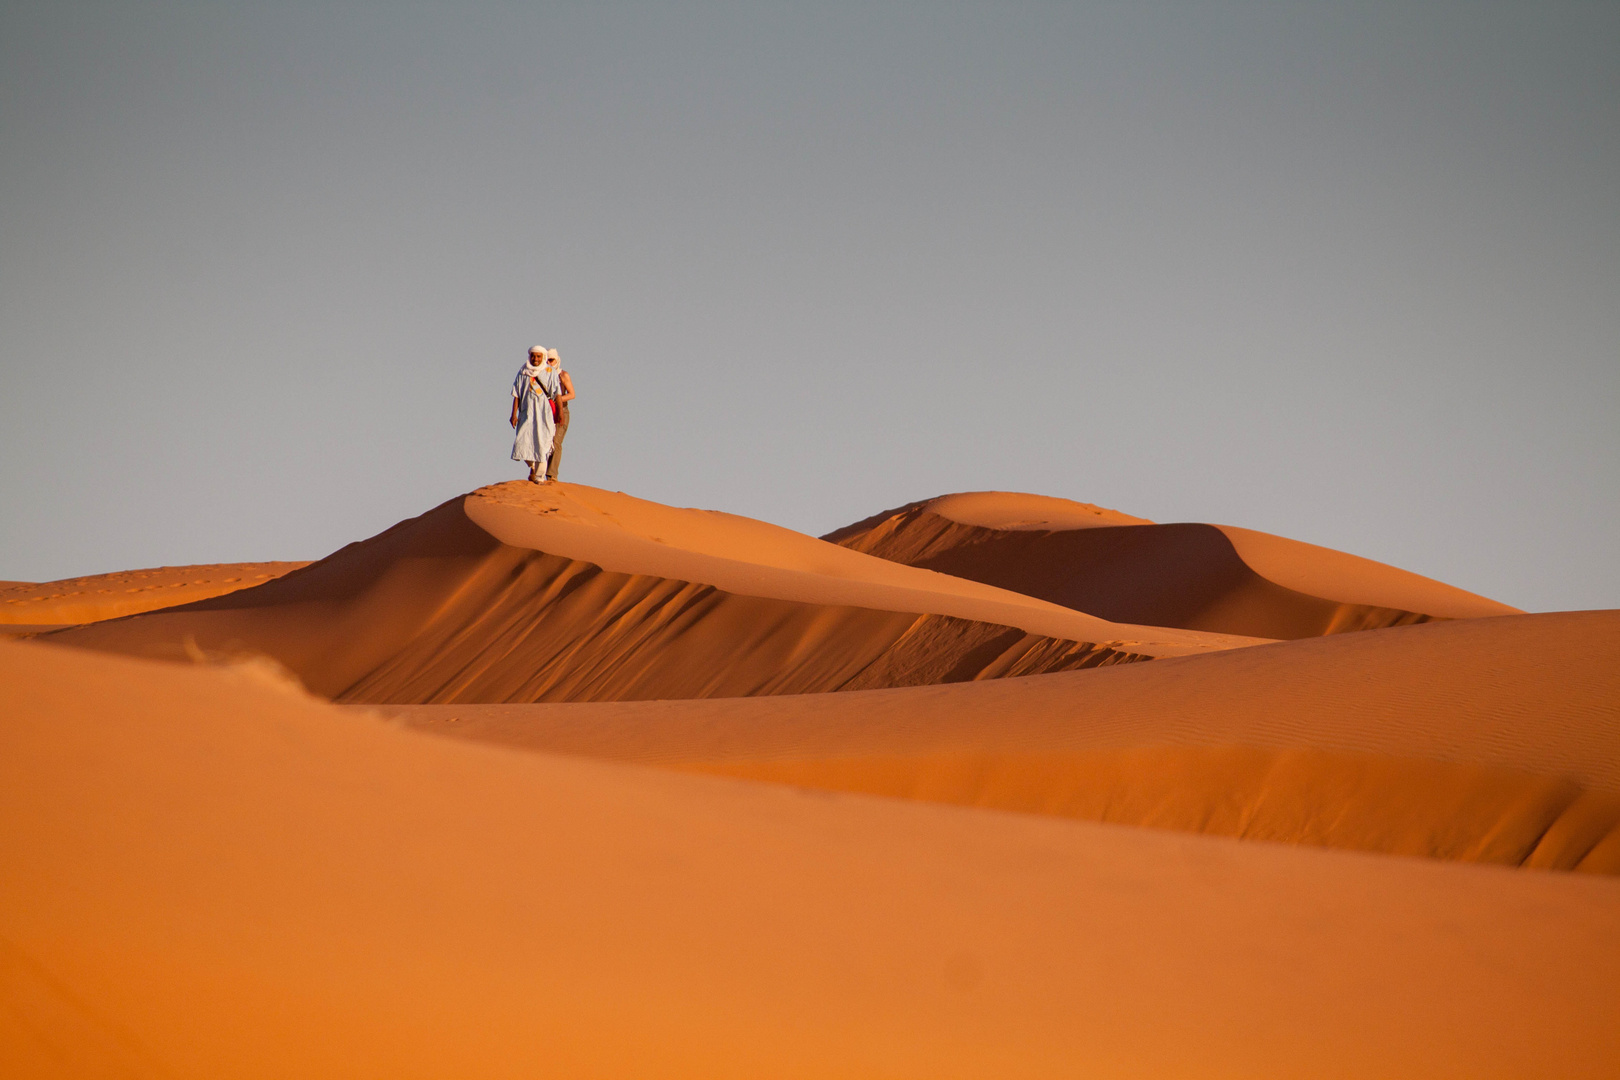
46, 486, 1264, 703
827, 492, 1519, 639
0, 562, 308, 626
381, 610, 1620, 872
6, 637, 1620, 1079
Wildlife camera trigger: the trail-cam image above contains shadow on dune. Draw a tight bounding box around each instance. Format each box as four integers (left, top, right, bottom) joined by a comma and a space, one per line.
46, 496, 1143, 703
828, 504, 1434, 639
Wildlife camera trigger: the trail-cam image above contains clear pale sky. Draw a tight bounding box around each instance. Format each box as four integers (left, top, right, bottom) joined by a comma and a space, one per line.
2, 2, 1616, 612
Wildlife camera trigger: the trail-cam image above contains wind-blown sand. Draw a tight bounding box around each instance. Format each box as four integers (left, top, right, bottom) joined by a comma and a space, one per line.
5, 638, 1618, 1078
827, 492, 1520, 639
7, 483, 1615, 1075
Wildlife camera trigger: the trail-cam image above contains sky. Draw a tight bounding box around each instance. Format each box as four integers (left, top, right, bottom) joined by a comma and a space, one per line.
2, 1, 1616, 612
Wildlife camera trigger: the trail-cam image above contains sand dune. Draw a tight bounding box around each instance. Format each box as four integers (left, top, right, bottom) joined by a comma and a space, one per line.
45, 484, 1261, 703
826, 492, 1520, 639
464, 482, 1254, 653
382, 610, 1620, 872
5, 637, 1618, 1078
0, 562, 308, 629
10, 481, 1615, 1075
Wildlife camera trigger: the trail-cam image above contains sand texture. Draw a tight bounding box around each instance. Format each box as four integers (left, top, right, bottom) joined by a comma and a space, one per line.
45, 485, 1261, 703
0, 562, 308, 628
380, 609, 1620, 872
5, 637, 1619, 1079
9, 484, 1617, 1076
827, 492, 1520, 639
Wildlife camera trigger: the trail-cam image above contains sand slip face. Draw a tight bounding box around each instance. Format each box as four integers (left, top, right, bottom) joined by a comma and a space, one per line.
462, 482, 1257, 653
44, 485, 1262, 703
5, 637, 1620, 1078
827, 491, 1520, 639
384, 610, 1620, 873
0, 562, 309, 630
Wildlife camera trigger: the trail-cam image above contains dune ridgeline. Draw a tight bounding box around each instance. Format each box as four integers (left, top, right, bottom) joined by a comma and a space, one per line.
6, 481, 1618, 1078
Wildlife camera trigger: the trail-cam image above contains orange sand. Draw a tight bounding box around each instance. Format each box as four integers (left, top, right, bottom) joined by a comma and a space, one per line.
0, 562, 309, 628
383, 610, 1620, 871
10, 485, 1617, 1076
5, 638, 1619, 1078
827, 492, 1519, 639
46, 485, 1260, 702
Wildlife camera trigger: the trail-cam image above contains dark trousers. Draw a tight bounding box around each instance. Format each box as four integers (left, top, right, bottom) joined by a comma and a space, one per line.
546, 404, 570, 480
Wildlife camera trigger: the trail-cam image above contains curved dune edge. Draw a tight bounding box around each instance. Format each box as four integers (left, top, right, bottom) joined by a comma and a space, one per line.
823, 491, 1155, 539
0, 561, 309, 626
6, 637, 1620, 1078
1212, 523, 1521, 618
381, 610, 1620, 871
466, 483, 1263, 655
682, 746, 1620, 873
45, 494, 1151, 703
826, 494, 1516, 639
911, 491, 1519, 617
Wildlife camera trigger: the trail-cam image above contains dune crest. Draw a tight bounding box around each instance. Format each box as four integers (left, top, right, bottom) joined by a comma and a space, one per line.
825, 491, 1153, 539
826, 492, 1518, 639
464, 483, 1257, 653
48, 488, 1171, 703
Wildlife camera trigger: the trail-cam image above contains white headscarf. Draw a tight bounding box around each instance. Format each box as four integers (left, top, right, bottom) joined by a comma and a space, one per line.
515, 358, 553, 398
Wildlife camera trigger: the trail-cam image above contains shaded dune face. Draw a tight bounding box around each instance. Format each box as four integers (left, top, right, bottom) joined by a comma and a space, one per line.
831, 504, 1444, 639
47, 498, 1142, 703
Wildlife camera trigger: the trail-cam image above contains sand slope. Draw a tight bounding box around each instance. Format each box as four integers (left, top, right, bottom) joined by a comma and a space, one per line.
45, 484, 1265, 703
826, 492, 1519, 639
383, 610, 1620, 872
46, 490, 1159, 703
0, 562, 308, 629
5, 638, 1618, 1078
462, 482, 1254, 653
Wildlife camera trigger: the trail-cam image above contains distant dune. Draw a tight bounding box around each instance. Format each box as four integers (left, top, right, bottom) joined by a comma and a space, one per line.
826, 492, 1520, 639
0, 561, 308, 630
